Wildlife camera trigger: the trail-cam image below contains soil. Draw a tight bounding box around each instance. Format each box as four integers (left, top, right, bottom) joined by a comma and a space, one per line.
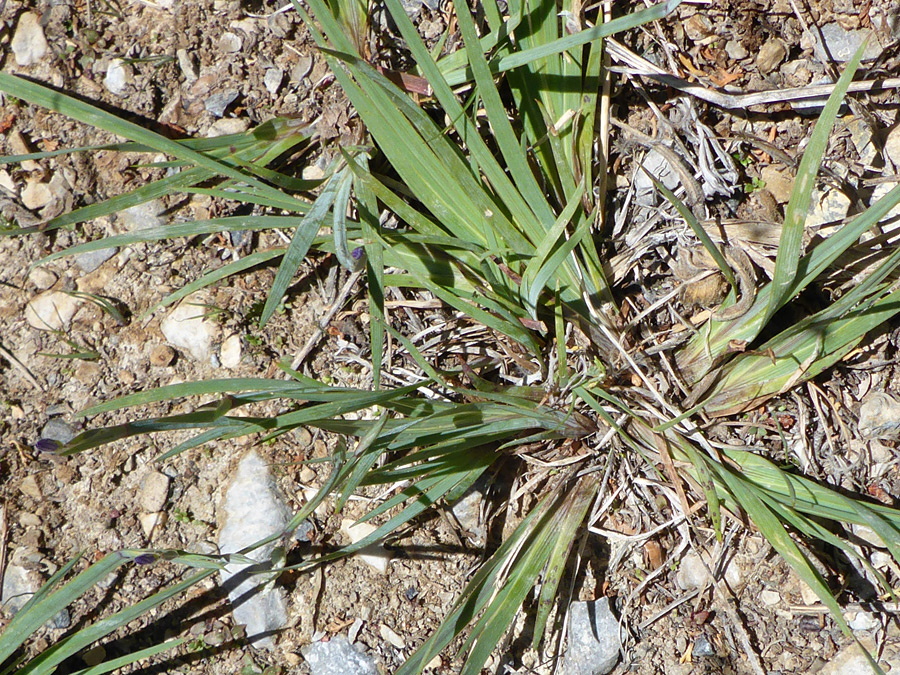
2, 0, 900, 674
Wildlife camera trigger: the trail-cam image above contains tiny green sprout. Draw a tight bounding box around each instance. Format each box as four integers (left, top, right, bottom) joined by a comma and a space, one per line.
744, 176, 766, 194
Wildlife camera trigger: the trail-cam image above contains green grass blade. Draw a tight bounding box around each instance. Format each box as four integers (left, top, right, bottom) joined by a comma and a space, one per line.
259, 175, 341, 327
766, 43, 866, 322
67, 638, 188, 675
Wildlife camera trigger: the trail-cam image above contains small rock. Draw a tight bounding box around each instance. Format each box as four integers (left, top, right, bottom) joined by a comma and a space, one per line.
264, 68, 283, 96
82, 645, 106, 667
806, 188, 851, 231
818, 638, 886, 675
75, 247, 117, 273
176, 48, 198, 83
380, 624, 405, 649
846, 118, 879, 168
75, 266, 114, 295
292, 56, 313, 81
139, 511, 167, 538
1, 564, 42, 615
160, 293, 221, 363
858, 392, 900, 440
756, 38, 787, 75
220, 334, 242, 368
207, 118, 250, 137
450, 481, 487, 545
885, 126, 900, 173
139, 471, 170, 512
815, 23, 883, 62
219, 450, 291, 649
41, 418, 77, 444
19, 475, 42, 500
301, 636, 379, 675
725, 39, 749, 61
48, 608, 71, 629
676, 554, 709, 591
104, 59, 132, 96
21, 181, 54, 210
149, 344, 176, 367
218, 32, 243, 53
300, 467, 316, 483
562, 599, 621, 675
119, 200, 166, 231
12, 13, 49, 66
759, 165, 794, 204
18, 513, 41, 528
205, 90, 240, 117
293, 520, 314, 543
760, 589, 781, 606
27, 267, 57, 291
693, 635, 716, 657
341, 519, 391, 574
400, 0, 424, 17
25, 291, 81, 331
847, 611, 880, 632
684, 14, 713, 42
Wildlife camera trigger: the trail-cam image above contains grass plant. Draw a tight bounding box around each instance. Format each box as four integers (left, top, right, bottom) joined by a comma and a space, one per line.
3, 0, 900, 673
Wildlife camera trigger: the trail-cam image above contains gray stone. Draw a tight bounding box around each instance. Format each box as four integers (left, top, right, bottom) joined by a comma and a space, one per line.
450, 480, 487, 546
139, 470, 170, 512
205, 90, 239, 117
264, 68, 283, 96
1, 564, 40, 615
12, 13, 49, 66
858, 392, 900, 440
119, 200, 166, 231
218, 32, 243, 53
219, 451, 291, 649
301, 636, 378, 675
41, 418, 77, 444
725, 39, 748, 61
693, 635, 715, 657
76, 247, 117, 273
562, 599, 621, 675
815, 23, 883, 62
846, 118, 879, 168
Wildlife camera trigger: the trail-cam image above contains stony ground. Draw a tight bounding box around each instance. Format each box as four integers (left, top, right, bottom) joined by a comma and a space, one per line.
2, 0, 900, 674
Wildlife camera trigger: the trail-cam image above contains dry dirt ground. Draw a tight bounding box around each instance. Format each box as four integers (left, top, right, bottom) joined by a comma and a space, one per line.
2, 0, 900, 674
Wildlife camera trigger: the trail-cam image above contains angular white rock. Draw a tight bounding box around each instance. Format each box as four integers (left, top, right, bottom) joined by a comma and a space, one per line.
160, 293, 220, 362
301, 635, 378, 675
12, 13, 49, 66
25, 291, 80, 331
219, 450, 291, 649
340, 519, 391, 574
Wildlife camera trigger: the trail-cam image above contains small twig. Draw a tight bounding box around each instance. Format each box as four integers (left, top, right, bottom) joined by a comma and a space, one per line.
0, 342, 43, 391
606, 38, 900, 110
0, 501, 7, 599
289, 269, 363, 371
